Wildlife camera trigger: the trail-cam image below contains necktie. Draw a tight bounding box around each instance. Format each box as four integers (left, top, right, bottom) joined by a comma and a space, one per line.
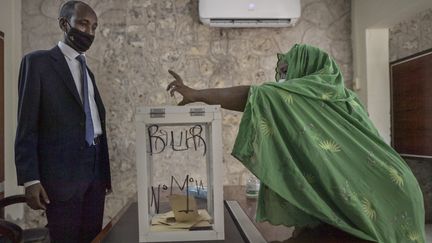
76, 55, 94, 146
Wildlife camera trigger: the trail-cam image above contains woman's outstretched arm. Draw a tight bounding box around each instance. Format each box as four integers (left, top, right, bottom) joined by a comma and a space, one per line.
167, 70, 250, 112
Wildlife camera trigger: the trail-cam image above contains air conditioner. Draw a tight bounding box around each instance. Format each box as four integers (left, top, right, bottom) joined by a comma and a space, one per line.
199, 0, 301, 28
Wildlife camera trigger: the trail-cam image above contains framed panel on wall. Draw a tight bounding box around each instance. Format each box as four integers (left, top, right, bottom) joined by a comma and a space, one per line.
0, 31, 5, 209
0, 31, 4, 203
390, 49, 432, 158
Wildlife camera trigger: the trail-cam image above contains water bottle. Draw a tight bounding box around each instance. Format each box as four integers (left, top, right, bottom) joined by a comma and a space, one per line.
246, 175, 260, 198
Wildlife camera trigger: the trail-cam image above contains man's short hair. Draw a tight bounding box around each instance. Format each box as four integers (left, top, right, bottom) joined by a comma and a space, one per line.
59, 1, 87, 20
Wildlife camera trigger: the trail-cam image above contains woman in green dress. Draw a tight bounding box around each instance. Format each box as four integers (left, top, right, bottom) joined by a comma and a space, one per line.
166, 44, 425, 243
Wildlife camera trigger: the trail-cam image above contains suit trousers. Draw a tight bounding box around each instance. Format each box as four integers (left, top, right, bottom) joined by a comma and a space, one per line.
45, 142, 106, 243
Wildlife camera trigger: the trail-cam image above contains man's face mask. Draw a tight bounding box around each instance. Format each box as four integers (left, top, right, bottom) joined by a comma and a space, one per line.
65, 21, 94, 53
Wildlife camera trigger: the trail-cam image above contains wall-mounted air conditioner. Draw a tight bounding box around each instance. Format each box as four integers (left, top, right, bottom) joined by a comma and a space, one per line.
199, 0, 301, 28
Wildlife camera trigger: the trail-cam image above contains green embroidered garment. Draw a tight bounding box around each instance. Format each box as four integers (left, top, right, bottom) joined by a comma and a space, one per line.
232, 44, 425, 243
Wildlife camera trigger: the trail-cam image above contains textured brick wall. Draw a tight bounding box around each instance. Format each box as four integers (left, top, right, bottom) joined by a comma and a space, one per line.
21, 0, 352, 227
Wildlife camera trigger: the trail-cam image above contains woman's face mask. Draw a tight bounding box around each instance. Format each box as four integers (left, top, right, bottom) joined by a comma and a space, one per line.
275, 54, 289, 81
65, 21, 95, 53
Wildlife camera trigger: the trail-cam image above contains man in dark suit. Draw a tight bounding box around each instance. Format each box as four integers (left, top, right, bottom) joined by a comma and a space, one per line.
14, 1, 111, 242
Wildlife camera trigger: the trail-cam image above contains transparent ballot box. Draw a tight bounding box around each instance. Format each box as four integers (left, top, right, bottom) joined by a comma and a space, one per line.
136, 105, 224, 242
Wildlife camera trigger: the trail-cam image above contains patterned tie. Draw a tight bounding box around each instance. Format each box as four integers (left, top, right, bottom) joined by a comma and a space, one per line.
76, 55, 94, 146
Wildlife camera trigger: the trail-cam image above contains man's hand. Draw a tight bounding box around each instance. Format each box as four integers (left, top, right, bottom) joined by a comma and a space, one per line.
166, 70, 197, 105
25, 183, 50, 210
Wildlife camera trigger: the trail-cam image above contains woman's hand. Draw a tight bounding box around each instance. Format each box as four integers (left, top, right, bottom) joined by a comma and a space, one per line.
166, 70, 197, 105
167, 69, 249, 111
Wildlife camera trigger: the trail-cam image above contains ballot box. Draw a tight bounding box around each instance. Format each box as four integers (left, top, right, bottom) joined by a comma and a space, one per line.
135, 105, 224, 242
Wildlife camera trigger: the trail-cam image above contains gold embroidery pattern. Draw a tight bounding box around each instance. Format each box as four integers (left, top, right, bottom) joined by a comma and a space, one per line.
407, 231, 421, 242
259, 118, 273, 137
367, 152, 405, 190
339, 180, 358, 203
361, 197, 376, 220
321, 92, 334, 100
388, 167, 404, 188
319, 140, 341, 152
278, 91, 294, 105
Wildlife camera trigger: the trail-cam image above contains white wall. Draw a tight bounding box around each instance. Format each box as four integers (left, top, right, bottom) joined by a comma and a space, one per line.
351, 0, 432, 143
365, 29, 390, 144
0, 0, 23, 220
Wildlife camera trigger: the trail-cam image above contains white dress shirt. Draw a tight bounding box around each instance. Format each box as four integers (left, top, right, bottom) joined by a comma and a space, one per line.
24, 42, 103, 188
58, 41, 102, 137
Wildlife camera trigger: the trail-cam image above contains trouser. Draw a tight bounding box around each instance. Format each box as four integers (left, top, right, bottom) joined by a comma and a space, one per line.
46, 142, 106, 243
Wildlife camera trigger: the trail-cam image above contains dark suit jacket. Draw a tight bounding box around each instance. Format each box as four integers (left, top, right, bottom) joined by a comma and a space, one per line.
15, 46, 111, 201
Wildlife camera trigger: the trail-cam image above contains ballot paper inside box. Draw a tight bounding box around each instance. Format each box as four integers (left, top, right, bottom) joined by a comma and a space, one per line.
136, 105, 224, 242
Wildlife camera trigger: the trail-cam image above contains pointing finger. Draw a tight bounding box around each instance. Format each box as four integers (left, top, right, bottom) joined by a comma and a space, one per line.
168, 70, 182, 82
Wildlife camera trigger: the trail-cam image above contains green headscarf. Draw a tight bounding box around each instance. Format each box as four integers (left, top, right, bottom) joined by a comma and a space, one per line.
232, 44, 425, 242
275, 44, 352, 102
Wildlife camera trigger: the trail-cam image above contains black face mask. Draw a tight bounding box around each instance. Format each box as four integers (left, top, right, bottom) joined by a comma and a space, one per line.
65, 22, 94, 52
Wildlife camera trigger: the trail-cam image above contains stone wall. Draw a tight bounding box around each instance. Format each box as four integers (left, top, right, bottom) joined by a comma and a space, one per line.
21, 0, 352, 227
389, 8, 432, 222
389, 8, 432, 62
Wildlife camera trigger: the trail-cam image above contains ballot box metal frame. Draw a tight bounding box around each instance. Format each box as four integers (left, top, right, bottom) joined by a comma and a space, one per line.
136, 105, 224, 242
